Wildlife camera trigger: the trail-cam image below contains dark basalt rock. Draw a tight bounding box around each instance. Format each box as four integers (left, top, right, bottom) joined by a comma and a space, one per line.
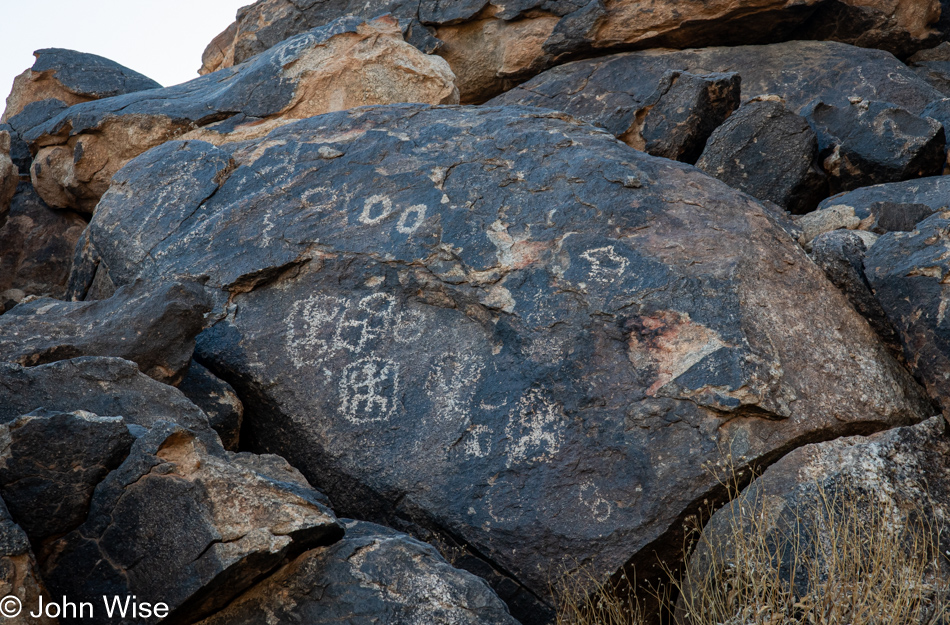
813, 175, 950, 234
0, 498, 56, 625
0, 409, 135, 542
177, 360, 244, 451
194, 520, 520, 625
809, 230, 902, 360
0, 183, 86, 299
866, 211, 950, 416
909, 42, 950, 96
802, 98, 946, 194
0, 357, 211, 433
41, 422, 345, 625
0, 279, 212, 385
28, 48, 162, 100
697, 98, 827, 214
73, 104, 932, 622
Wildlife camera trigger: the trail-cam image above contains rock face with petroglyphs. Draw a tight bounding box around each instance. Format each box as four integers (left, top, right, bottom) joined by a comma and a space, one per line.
25, 15, 457, 213
72, 104, 934, 622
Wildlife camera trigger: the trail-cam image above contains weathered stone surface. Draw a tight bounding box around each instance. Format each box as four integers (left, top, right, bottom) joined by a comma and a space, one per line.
909, 41, 950, 96
195, 519, 519, 625
0, 357, 210, 433
798, 175, 950, 246
679, 416, 950, 624
199, 0, 941, 102
809, 230, 901, 359
866, 211, 950, 416
0, 409, 134, 542
0, 290, 25, 314
0, 499, 56, 625
178, 360, 244, 451
0, 123, 30, 176
26, 16, 457, 213
697, 98, 827, 214
74, 104, 934, 621
0, 280, 211, 385
41, 422, 344, 624
0, 183, 86, 299
803, 98, 946, 193
0, 132, 17, 215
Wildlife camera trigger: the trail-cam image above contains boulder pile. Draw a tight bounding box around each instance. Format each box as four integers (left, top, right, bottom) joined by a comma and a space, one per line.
2, 2, 950, 624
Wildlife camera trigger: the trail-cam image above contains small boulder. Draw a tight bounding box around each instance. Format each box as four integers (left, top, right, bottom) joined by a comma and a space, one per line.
803, 98, 946, 194
1, 48, 161, 122
866, 211, 950, 415
194, 520, 519, 625
0, 280, 212, 385
177, 360, 244, 451
0, 183, 86, 299
0, 357, 211, 433
697, 98, 827, 214
909, 41, 950, 96
0, 409, 135, 542
40, 423, 345, 624
26, 16, 458, 213
798, 175, 950, 246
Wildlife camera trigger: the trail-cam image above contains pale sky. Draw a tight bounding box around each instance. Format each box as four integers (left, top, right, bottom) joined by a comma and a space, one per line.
0, 0, 251, 111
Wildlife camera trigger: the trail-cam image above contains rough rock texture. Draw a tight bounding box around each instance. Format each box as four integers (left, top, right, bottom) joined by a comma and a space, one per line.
25, 16, 458, 213
0, 280, 211, 385
697, 98, 827, 214
0, 499, 56, 625
802, 98, 946, 193
0, 409, 135, 542
0, 357, 211, 433
195, 520, 519, 625
0, 183, 86, 299
866, 211, 950, 416
679, 416, 950, 624
809, 230, 901, 359
798, 175, 950, 246
0, 132, 17, 215
178, 360, 244, 451
41, 423, 345, 625
72, 104, 934, 621
910, 42, 950, 96
1, 48, 161, 122
198, 0, 940, 103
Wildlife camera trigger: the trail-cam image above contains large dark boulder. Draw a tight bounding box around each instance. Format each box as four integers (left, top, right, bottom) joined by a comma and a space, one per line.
866, 211, 950, 415
696, 98, 827, 214
0, 357, 211, 433
0, 183, 86, 299
0, 279, 212, 385
73, 104, 933, 622
41, 422, 345, 625
199, 0, 940, 103
24, 16, 457, 213
0, 409, 135, 542
195, 520, 519, 625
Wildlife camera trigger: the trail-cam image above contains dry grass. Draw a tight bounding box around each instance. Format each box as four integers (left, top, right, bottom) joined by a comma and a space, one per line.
555, 460, 949, 625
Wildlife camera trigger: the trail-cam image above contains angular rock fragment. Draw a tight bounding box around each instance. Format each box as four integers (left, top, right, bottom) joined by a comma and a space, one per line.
0, 409, 135, 541
809, 230, 901, 359
26, 16, 458, 212
803, 98, 946, 193
679, 416, 950, 625
798, 175, 950, 246
75, 104, 933, 621
0, 183, 86, 299
1, 48, 161, 122
41, 423, 345, 624
0, 357, 210, 433
199, 0, 940, 102
194, 520, 519, 625
0, 499, 56, 625
866, 211, 950, 415
0, 280, 211, 385
177, 360, 244, 450
697, 98, 827, 214
909, 41, 950, 96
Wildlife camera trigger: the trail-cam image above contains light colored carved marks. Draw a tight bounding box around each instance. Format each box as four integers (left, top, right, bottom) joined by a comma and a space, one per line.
356, 193, 428, 235
579, 482, 612, 523
503, 389, 565, 468
426, 353, 485, 425
339, 356, 400, 425
581, 245, 628, 285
